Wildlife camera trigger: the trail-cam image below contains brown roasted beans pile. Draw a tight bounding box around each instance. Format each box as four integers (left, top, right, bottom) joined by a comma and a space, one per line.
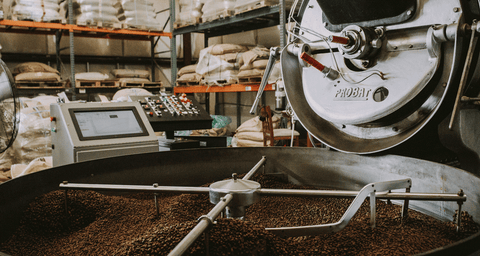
1, 174, 478, 255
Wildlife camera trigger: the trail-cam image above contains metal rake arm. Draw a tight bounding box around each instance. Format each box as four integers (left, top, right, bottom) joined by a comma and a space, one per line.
265, 179, 412, 237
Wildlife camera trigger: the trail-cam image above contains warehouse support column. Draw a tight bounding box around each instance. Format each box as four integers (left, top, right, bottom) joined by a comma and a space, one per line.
170, 0, 177, 87
68, 0, 76, 100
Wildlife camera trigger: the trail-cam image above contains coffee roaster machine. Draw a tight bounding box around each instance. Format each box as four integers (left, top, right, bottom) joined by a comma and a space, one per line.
2, 0, 480, 255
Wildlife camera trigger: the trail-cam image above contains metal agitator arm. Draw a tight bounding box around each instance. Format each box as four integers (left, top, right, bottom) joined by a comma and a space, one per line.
60, 156, 467, 255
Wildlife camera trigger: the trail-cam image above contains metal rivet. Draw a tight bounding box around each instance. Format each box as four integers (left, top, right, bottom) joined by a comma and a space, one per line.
392, 127, 398, 132
407, 10, 412, 16
393, 46, 398, 50
453, 7, 460, 12
409, 44, 413, 48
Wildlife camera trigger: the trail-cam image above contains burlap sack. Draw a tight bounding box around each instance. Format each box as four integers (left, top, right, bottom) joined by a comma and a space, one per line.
217, 53, 242, 63
76, 72, 109, 80
178, 73, 203, 83
239, 64, 252, 71
118, 77, 150, 83
10, 156, 52, 179
237, 69, 264, 78
253, 59, 269, 69
112, 69, 150, 79
240, 47, 270, 69
236, 131, 264, 141
177, 64, 197, 76
112, 88, 153, 101
15, 72, 61, 82
235, 116, 280, 133
0, 170, 10, 182
236, 139, 265, 147
273, 129, 300, 137
210, 44, 248, 55
12, 62, 59, 75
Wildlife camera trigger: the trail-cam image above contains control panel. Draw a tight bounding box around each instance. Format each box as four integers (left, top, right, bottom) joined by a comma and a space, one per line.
50, 101, 159, 167
128, 94, 212, 135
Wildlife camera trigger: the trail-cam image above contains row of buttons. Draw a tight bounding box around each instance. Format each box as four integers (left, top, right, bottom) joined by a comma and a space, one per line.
140, 95, 200, 117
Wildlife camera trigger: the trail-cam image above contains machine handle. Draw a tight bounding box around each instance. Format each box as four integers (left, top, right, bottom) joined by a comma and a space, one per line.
328, 35, 350, 45
300, 52, 326, 72
249, 47, 280, 115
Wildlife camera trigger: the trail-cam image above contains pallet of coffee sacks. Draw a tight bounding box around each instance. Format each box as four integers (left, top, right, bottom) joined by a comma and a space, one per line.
237, 46, 270, 84
176, 64, 202, 87
12, 62, 65, 88
196, 44, 249, 86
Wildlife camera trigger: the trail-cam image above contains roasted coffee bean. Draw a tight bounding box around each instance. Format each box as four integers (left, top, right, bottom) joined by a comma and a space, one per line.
0, 174, 478, 255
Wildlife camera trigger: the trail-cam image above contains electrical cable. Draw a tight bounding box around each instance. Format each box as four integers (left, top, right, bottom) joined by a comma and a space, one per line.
286, 1, 384, 84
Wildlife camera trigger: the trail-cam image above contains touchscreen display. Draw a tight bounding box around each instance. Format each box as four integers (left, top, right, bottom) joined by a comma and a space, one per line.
72, 109, 147, 140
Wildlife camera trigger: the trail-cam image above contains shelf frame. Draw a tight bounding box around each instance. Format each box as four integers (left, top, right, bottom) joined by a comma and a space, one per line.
0, 20, 172, 40
173, 84, 275, 94
171, 0, 287, 123
0, 19, 172, 100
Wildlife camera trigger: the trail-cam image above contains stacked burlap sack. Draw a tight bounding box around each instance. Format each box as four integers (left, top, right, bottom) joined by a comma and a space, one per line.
116, 0, 161, 30
0, 95, 58, 182
177, 64, 203, 86
112, 88, 153, 102
202, 0, 235, 23
75, 72, 109, 80
63, 0, 119, 25
10, 0, 62, 22
111, 69, 151, 84
176, 0, 203, 26
234, 0, 296, 14
12, 62, 61, 83
190, 115, 232, 137
237, 47, 270, 81
232, 115, 281, 147
196, 44, 248, 86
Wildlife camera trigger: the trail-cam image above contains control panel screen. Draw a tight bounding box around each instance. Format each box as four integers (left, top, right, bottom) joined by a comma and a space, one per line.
70, 107, 149, 141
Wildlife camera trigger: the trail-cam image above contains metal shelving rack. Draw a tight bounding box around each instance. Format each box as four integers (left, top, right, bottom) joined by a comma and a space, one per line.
170, 0, 287, 117
0, 20, 172, 99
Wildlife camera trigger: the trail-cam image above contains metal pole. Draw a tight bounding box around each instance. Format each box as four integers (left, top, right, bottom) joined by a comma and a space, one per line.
170, 0, 177, 88
402, 187, 411, 219
258, 189, 467, 202
204, 231, 210, 256
449, 24, 477, 129
456, 202, 463, 232
236, 92, 241, 126
242, 156, 267, 180
370, 192, 376, 228
59, 183, 210, 194
279, 0, 286, 48
151, 37, 156, 82
168, 194, 233, 256
153, 183, 160, 216
55, 30, 62, 73
63, 181, 69, 214
68, 0, 76, 100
